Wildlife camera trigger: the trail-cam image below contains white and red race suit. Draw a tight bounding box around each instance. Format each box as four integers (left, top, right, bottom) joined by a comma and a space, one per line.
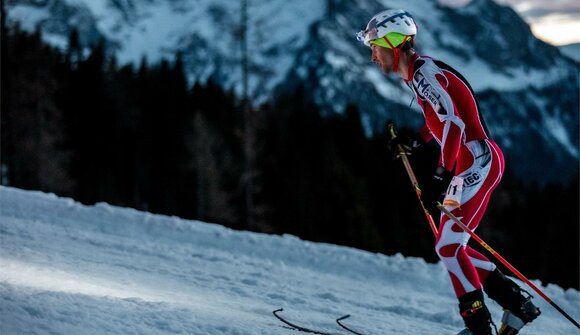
406, 54, 506, 298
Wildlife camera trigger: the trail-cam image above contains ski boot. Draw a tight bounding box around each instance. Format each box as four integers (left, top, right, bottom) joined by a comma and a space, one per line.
484, 269, 541, 335
497, 297, 541, 335
457, 289, 495, 335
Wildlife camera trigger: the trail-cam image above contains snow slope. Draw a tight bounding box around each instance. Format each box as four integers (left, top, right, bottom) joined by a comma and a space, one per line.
0, 186, 579, 335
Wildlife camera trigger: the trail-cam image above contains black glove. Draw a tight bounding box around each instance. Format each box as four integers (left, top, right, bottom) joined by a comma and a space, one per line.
387, 132, 425, 158
421, 167, 453, 215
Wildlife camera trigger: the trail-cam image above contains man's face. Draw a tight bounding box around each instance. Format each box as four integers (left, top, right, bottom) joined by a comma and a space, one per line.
371, 44, 393, 74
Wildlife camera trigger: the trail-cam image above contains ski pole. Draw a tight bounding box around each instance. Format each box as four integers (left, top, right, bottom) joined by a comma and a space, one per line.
437, 204, 580, 329
386, 122, 438, 235
386, 122, 579, 329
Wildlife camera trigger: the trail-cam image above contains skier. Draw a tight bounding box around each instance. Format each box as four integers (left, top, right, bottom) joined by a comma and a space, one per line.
356, 9, 541, 335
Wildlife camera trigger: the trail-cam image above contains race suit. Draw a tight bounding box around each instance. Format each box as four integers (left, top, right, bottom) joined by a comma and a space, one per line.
406, 54, 505, 298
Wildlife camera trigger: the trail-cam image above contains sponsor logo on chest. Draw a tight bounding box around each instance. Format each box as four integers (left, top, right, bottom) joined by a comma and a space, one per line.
413, 72, 441, 111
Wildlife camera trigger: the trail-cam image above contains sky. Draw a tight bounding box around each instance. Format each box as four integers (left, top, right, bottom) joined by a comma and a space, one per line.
1, 186, 579, 335
440, 0, 580, 45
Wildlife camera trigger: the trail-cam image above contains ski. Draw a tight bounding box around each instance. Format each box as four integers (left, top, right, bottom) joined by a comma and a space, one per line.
273, 308, 337, 335
498, 325, 519, 335
336, 315, 366, 335
455, 324, 519, 335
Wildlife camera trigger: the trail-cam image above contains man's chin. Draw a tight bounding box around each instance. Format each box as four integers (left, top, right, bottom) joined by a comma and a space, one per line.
375, 64, 391, 74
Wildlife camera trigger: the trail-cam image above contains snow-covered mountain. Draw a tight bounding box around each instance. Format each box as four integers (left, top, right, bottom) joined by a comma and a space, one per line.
559, 43, 580, 62
5, 0, 579, 184
1, 185, 579, 335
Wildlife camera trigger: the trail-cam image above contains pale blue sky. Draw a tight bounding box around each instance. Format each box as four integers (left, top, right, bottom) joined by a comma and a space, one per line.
440, 0, 580, 45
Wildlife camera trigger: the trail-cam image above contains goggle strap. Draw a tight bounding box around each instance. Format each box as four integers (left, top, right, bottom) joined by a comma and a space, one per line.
383, 36, 395, 49
387, 35, 411, 73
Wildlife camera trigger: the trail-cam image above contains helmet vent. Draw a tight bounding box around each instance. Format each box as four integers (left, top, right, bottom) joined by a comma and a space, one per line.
357, 9, 418, 47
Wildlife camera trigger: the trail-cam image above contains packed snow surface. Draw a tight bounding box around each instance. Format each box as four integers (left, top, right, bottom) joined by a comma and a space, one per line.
0, 186, 578, 334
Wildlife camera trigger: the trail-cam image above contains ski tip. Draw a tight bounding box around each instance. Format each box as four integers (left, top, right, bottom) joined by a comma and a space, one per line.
336, 314, 351, 321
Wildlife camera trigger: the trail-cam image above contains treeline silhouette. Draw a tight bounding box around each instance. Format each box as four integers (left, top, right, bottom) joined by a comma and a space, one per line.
2, 26, 578, 290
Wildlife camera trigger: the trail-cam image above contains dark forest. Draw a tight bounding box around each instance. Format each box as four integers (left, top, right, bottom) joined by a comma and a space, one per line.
2, 26, 578, 290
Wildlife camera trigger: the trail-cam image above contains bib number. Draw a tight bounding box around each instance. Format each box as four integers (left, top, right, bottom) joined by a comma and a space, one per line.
443, 176, 464, 208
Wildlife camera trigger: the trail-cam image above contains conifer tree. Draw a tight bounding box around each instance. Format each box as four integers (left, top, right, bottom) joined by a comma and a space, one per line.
2, 27, 73, 194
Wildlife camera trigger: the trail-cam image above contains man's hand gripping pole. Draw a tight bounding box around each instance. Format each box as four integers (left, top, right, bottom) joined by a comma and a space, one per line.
386, 122, 438, 235
387, 121, 580, 330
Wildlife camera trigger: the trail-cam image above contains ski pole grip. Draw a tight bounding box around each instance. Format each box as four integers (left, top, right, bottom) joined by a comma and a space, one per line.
386, 121, 397, 141
386, 121, 407, 157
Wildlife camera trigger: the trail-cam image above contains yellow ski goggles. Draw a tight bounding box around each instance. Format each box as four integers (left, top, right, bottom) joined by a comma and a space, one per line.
369, 32, 410, 49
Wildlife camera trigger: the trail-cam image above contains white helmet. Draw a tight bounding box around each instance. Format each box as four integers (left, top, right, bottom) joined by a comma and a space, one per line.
357, 9, 417, 47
